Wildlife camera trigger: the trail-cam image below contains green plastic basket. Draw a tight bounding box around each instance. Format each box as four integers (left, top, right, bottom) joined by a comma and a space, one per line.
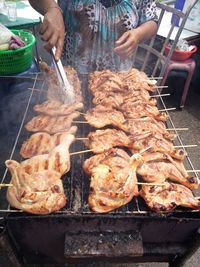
0, 29, 36, 75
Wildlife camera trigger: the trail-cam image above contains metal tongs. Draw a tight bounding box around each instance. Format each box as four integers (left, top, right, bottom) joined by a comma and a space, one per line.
51, 47, 75, 105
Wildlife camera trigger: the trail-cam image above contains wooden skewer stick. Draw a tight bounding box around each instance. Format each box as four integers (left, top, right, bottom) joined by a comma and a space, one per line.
137, 182, 165, 186
151, 93, 170, 98
167, 128, 188, 131
175, 145, 197, 148
27, 87, 41, 92
194, 196, 200, 200
70, 149, 93, 156
79, 112, 86, 116
154, 85, 168, 88
159, 107, 176, 112
148, 77, 163, 80
73, 121, 88, 124
187, 170, 200, 173
76, 137, 88, 141
0, 183, 13, 187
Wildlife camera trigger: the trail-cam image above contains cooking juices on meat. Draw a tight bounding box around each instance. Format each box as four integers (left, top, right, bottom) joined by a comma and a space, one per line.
5, 66, 199, 214
6, 65, 83, 214
83, 68, 199, 213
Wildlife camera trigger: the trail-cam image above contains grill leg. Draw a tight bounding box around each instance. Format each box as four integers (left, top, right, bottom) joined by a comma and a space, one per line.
168, 228, 200, 267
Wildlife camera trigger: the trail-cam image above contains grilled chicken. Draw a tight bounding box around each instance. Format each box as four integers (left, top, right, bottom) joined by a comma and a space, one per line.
34, 101, 83, 116
137, 152, 199, 190
84, 128, 131, 153
85, 105, 127, 131
25, 112, 80, 134
20, 126, 77, 158
83, 148, 143, 213
130, 132, 185, 160
118, 68, 156, 92
85, 128, 185, 160
127, 117, 176, 140
140, 182, 200, 213
6, 162, 66, 214
89, 70, 123, 94
7, 134, 75, 176
120, 100, 168, 121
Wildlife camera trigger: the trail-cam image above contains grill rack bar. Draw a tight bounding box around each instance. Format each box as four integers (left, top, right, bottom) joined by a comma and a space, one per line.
0, 72, 199, 215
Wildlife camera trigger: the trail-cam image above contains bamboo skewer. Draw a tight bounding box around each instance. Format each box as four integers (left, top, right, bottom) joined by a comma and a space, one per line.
137, 182, 165, 186
76, 137, 88, 141
194, 196, 200, 200
154, 85, 168, 89
159, 107, 176, 112
174, 145, 197, 148
152, 93, 170, 98
0, 184, 13, 187
70, 149, 93, 156
167, 128, 188, 131
148, 77, 163, 80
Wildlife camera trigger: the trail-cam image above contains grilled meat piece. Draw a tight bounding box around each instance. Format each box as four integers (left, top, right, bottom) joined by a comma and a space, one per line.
7, 134, 75, 176
137, 152, 199, 190
92, 92, 124, 108
85, 129, 131, 153
118, 68, 156, 92
25, 112, 80, 134
120, 100, 168, 121
85, 105, 128, 131
83, 148, 142, 213
20, 126, 77, 158
34, 101, 83, 116
140, 182, 200, 213
6, 161, 66, 214
127, 117, 176, 140
89, 70, 123, 94
130, 132, 185, 160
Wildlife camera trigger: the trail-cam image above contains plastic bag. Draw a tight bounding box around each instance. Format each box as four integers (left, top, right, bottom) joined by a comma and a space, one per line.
0, 23, 14, 45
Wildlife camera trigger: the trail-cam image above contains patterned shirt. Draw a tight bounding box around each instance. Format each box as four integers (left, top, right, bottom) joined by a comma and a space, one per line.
59, 0, 157, 74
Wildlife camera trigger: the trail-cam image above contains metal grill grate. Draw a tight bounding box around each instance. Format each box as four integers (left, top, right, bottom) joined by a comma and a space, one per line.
0, 66, 199, 216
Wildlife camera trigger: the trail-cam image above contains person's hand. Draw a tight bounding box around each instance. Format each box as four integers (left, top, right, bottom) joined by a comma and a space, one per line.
114, 29, 140, 59
40, 7, 65, 60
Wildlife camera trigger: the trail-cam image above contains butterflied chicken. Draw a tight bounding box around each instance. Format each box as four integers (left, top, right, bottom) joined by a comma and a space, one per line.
7, 134, 75, 176
89, 70, 123, 94
20, 126, 77, 158
127, 117, 176, 140
130, 132, 185, 160
34, 101, 83, 116
6, 160, 66, 214
85, 105, 128, 131
137, 152, 199, 190
140, 182, 200, 213
84, 128, 131, 153
83, 148, 143, 213
120, 100, 168, 121
25, 112, 80, 134
118, 68, 156, 92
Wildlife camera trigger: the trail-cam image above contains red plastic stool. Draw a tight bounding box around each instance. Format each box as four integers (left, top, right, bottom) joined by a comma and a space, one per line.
160, 58, 196, 108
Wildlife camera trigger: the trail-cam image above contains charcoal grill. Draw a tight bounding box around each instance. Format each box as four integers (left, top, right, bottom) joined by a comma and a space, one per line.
0, 1, 200, 266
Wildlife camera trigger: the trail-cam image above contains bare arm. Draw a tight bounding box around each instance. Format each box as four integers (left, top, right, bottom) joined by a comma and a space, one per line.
114, 20, 158, 59
29, 0, 65, 60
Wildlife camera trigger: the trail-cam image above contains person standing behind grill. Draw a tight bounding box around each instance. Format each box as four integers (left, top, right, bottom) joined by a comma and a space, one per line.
28, 0, 158, 74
